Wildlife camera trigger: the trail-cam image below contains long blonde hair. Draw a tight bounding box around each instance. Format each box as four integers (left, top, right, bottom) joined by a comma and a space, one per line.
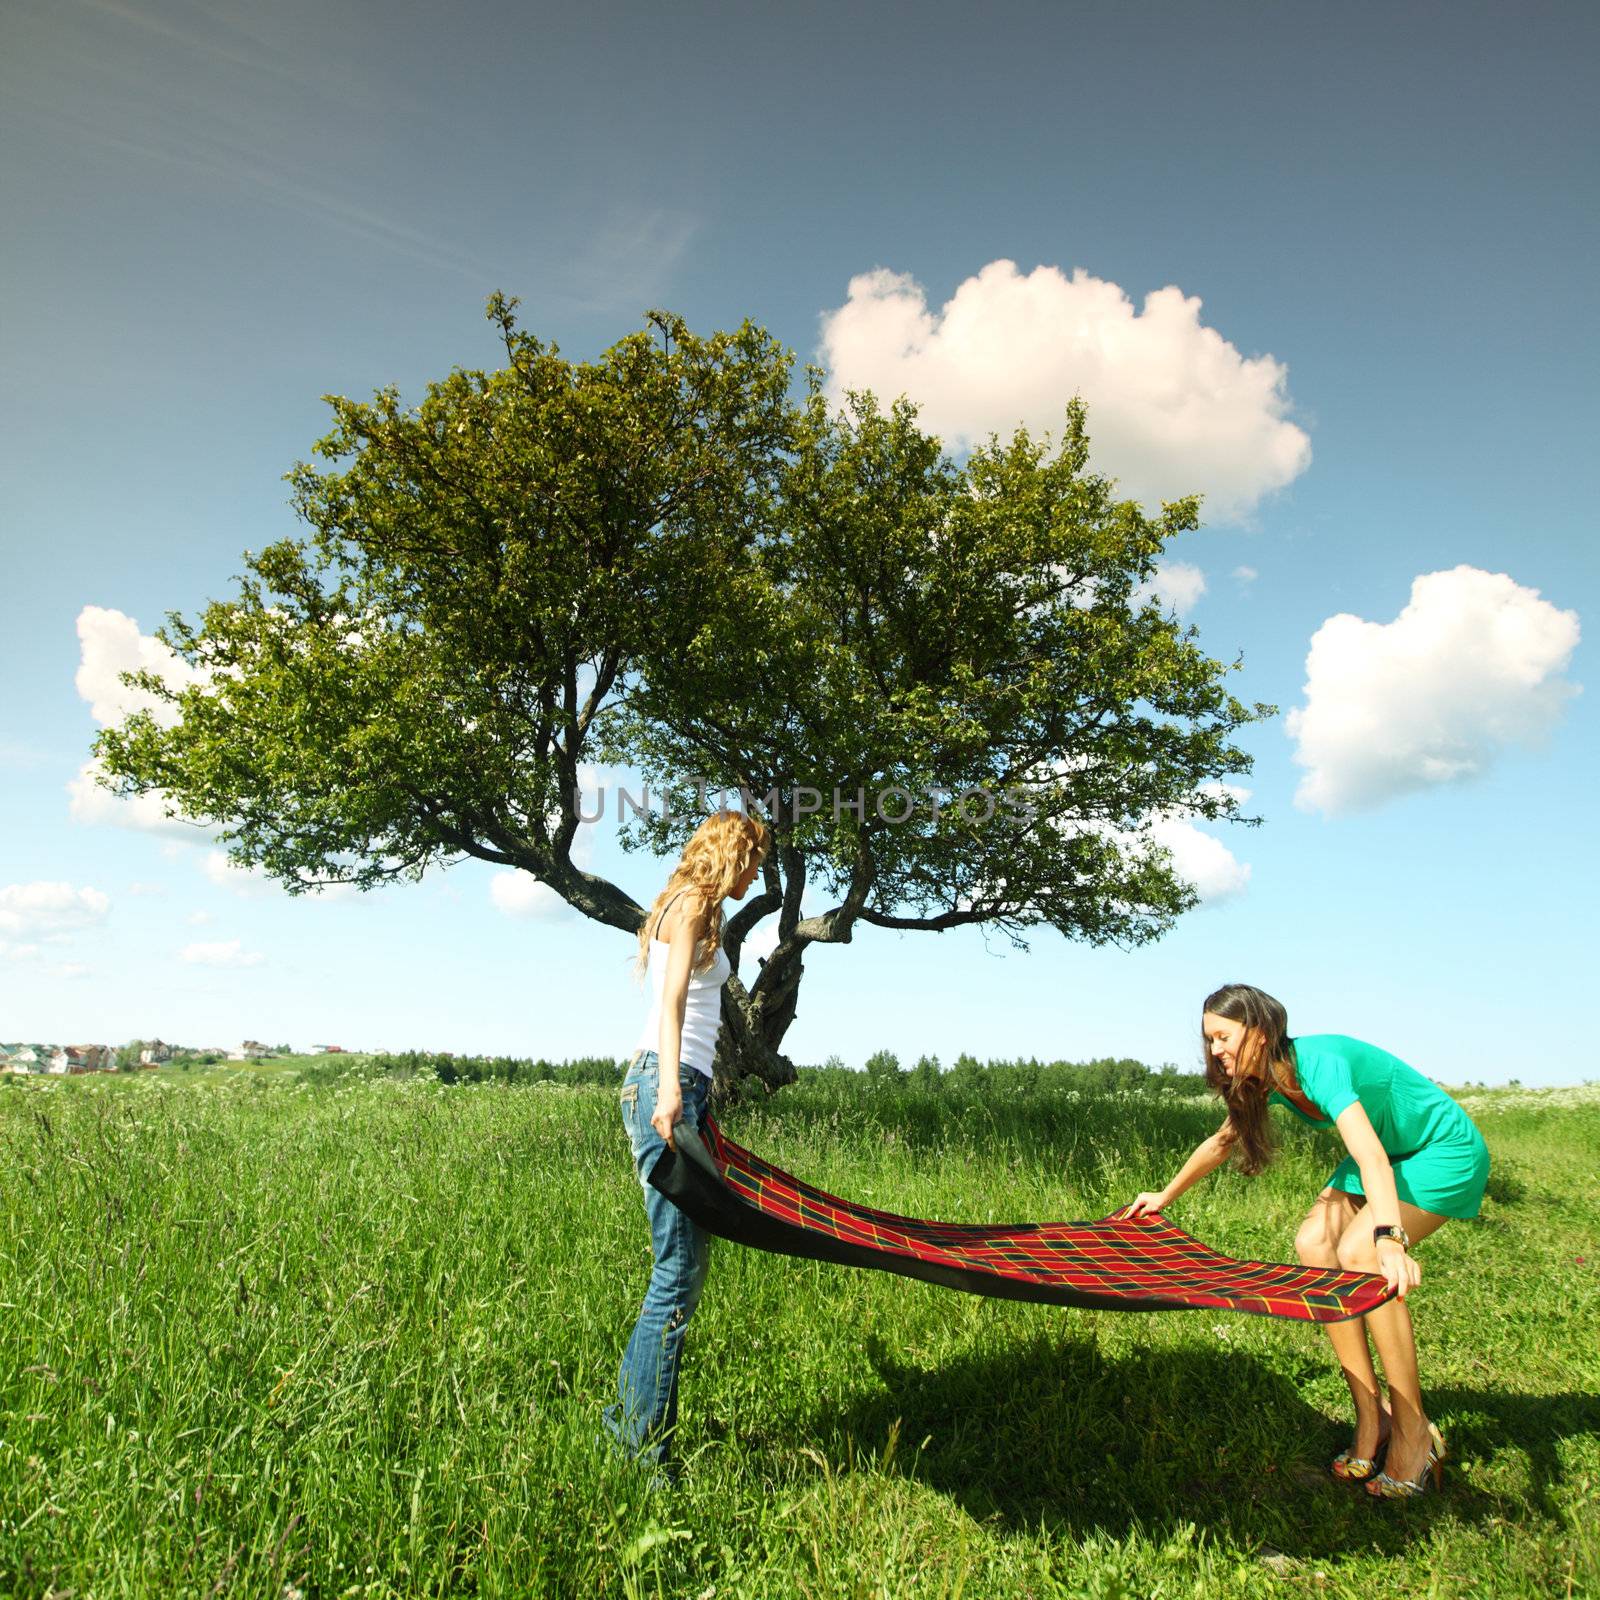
635, 809, 771, 976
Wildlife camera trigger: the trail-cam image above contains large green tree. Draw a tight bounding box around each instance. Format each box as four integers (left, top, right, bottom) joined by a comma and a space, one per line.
94, 298, 1267, 1094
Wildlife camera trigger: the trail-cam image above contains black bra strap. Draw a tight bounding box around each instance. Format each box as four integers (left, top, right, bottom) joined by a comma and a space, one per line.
651, 886, 690, 942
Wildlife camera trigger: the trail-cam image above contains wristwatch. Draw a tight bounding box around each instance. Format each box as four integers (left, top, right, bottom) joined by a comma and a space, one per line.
1372, 1224, 1410, 1251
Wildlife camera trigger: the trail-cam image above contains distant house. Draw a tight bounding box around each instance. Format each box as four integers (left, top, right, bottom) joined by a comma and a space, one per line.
139, 1039, 172, 1065
313, 1044, 346, 1054
49, 1045, 112, 1074
241, 1040, 272, 1057
0, 1044, 40, 1074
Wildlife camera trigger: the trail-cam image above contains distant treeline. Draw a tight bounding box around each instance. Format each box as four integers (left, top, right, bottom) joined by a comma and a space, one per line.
360, 1052, 625, 1086
350, 1048, 1208, 1096
822, 1051, 1206, 1096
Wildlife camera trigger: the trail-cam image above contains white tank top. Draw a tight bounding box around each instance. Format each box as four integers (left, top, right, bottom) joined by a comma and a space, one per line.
633, 898, 731, 1077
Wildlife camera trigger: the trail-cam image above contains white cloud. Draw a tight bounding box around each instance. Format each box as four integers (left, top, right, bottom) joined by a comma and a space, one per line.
1137, 561, 1207, 618
2, 942, 42, 962
68, 758, 216, 837
188, 909, 217, 925
203, 850, 278, 900
126, 880, 167, 896
487, 804, 598, 922
53, 963, 92, 981
737, 883, 830, 961
1287, 567, 1581, 816
181, 938, 265, 968
71, 606, 216, 838
489, 871, 572, 922
1040, 773, 1251, 908
1139, 782, 1252, 904
1233, 565, 1259, 583
202, 849, 358, 901
820, 261, 1312, 522
1149, 816, 1251, 902
0, 881, 111, 939
75, 604, 205, 729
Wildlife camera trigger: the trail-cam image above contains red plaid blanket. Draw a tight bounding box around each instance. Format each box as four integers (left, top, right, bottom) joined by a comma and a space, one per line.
649, 1118, 1393, 1323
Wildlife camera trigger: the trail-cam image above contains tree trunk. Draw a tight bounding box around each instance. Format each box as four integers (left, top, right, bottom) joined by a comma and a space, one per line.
711, 948, 806, 1106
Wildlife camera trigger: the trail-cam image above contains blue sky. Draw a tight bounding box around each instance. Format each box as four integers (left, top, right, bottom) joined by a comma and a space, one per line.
2, 0, 1595, 1082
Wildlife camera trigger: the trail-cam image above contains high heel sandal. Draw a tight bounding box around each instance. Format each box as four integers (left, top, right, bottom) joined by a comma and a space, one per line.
1330, 1435, 1388, 1484
1364, 1422, 1447, 1498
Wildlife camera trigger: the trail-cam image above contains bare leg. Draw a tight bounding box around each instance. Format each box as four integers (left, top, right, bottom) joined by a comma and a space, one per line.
1296, 1190, 1388, 1462
1335, 1200, 1450, 1484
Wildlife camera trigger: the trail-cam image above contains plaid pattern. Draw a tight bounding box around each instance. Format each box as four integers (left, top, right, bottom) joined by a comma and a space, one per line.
650, 1118, 1394, 1324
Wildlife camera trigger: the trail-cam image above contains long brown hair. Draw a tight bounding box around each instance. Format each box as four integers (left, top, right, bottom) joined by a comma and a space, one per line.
1202, 982, 1299, 1176
635, 809, 771, 977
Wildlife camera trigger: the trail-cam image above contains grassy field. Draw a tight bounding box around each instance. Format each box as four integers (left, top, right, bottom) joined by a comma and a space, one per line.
2, 1059, 1596, 1599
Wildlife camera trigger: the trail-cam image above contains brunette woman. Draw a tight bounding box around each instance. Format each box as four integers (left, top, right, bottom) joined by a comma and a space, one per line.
1128, 983, 1489, 1498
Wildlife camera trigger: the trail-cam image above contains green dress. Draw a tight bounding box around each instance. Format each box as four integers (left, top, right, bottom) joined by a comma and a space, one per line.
1269, 1035, 1490, 1219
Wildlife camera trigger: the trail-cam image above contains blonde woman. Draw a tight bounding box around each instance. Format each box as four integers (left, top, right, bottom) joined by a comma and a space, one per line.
602, 808, 770, 1476
1128, 983, 1489, 1499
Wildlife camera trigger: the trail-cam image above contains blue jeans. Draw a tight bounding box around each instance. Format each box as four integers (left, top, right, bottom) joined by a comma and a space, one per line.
602, 1050, 712, 1470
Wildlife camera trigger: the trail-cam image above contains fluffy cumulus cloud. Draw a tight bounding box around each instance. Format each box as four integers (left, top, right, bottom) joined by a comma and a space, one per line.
489, 871, 571, 922
71, 605, 214, 837
739, 883, 828, 962
1019, 778, 1250, 908
739, 920, 780, 962
1148, 815, 1251, 903
1288, 566, 1581, 815
0, 881, 111, 939
67, 762, 215, 837
1137, 561, 1208, 618
202, 851, 277, 900
489, 800, 599, 921
75, 605, 205, 729
1044, 763, 1251, 907
180, 939, 265, 968
1130, 783, 1253, 905
820, 261, 1312, 522
201, 850, 359, 901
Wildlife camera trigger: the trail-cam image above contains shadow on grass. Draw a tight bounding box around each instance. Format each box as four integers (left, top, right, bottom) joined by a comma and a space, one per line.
1481, 1161, 1528, 1206
1428, 1382, 1600, 1514
799, 1331, 1599, 1557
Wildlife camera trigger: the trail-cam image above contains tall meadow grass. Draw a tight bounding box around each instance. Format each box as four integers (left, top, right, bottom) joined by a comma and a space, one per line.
2, 1061, 1595, 1597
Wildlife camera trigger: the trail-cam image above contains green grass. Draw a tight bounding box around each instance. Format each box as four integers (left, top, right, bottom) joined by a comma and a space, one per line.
2, 1061, 1596, 1598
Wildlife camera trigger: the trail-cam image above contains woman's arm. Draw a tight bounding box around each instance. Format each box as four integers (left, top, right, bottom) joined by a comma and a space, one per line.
1333, 1103, 1423, 1298
651, 898, 710, 1149
1126, 1118, 1235, 1216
